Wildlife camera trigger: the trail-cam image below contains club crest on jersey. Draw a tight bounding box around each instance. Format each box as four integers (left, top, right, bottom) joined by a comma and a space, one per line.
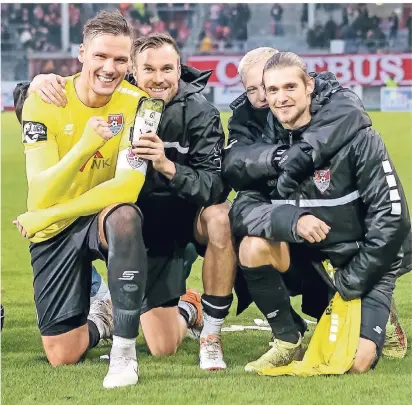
108, 114, 124, 135
314, 169, 331, 193
126, 148, 144, 169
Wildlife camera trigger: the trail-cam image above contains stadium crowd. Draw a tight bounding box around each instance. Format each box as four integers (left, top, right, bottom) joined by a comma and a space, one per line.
1, 3, 66, 52
198, 4, 250, 52
120, 3, 195, 48
3, 3, 412, 68
306, 4, 411, 53
1, 3, 196, 79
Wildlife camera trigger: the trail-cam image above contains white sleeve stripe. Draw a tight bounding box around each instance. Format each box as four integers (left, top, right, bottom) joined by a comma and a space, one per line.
389, 189, 401, 201
386, 174, 397, 188
382, 160, 392, 173
391, 202, 402, 215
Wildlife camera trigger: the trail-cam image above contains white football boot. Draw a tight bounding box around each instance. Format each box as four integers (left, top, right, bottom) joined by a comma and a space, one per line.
200, 334, 227, 370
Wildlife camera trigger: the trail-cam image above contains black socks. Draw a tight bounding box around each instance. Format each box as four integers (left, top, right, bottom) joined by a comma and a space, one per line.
241, 264, 300, 344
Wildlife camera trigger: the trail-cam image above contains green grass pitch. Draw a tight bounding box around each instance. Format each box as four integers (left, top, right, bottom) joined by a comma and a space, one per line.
1, 110, 411, 405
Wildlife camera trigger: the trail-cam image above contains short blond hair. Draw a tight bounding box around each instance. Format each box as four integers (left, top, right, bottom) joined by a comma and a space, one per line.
83, 10, 133, 43
263, 51, 310, 83
238, 47, 279, 82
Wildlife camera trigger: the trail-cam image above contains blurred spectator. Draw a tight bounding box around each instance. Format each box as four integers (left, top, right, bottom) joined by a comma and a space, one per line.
41, 59, 56, 74
389, 11, 399, 40
60, 63, 71, 77
198, 22, 215, 52
177, 24, 190, 48
20, 24, 33, 50
33, 5, 44, 21
385, 73, 398, 88
351, 8, 369, 39
342, 7, 349, 27
152, 16, 166, 34
69, 4, 82, 44
323, 16, 338, 45
168, 22, 179, 41
199, 35, 214, 52
9, 4, 23, 24
307, 22, 325, 48
1, 23, 12, 51
220, 26, 233, 50
270, 4, 284, 36
407, 12, 412, 49
301, 4, 308, 30
229, 4, 250, 49
364, 27, 387, 53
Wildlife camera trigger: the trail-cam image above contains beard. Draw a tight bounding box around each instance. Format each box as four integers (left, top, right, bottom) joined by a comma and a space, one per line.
274, 105, 306, 128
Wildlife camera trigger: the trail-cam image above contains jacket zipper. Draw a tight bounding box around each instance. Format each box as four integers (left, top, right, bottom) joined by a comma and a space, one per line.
289, 130, 301, 207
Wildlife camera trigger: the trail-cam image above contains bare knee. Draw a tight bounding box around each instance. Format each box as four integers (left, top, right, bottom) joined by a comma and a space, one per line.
239, 237, 290, 271
42, 333, 88, 366
141, 307, 183, 357
145, 329, 180, 357
149, 341, 179, 357
200, 204, 232, 249
45, 348, 84, 367
239, 236, 270, 267
350, 338, 377, 374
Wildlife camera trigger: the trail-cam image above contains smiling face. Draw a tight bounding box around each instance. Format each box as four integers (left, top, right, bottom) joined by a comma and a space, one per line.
263, 66, 314, 130
78, 33, 131, 101
133, 44, 181, 105
242, 58, 268, 109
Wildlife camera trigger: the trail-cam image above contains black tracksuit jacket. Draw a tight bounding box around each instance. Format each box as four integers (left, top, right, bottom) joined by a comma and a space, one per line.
223, 73, 410, 300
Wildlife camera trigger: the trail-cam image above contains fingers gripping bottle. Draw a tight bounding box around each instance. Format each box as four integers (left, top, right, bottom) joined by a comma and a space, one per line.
124, 97, 165, 174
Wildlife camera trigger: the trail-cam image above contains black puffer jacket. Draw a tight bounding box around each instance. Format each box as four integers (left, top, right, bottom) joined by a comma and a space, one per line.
14, 65, 229, 253
230, 109, 410, 300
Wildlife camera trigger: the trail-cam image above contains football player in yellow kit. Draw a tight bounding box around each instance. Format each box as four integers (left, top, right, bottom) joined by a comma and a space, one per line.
13, 10, 149, 388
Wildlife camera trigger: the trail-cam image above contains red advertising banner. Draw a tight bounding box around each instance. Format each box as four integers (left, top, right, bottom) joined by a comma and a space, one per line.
187, 53, 412, 87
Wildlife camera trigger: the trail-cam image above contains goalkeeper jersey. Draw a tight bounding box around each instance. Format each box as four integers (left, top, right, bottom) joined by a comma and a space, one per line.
21, 74, 147, 242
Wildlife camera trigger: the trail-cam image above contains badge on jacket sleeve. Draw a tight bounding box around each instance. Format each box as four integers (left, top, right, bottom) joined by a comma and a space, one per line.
314, 169, 331, 193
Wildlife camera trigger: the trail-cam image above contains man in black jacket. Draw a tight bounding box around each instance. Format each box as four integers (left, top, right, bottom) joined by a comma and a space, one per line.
223, 46, 410, 361
13, 33, 235, 371
228, 51, 410, 373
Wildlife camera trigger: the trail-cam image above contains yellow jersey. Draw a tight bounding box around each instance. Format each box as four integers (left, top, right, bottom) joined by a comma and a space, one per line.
20, 74, 148, 242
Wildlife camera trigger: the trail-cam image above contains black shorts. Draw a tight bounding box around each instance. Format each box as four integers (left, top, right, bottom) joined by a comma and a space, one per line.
30, 215, 104, 336
138, 196, 202, 256
138, 198, 232, 259
140, 248, 187, 314
284, 244, 394, 365
30, 203, 142, 336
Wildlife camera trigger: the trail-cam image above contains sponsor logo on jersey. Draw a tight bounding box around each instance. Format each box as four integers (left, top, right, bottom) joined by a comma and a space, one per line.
126, 147, 145, 169
314, 169, 331, 193
108, 114, 124, 136
22, 121, 47, 143
79, 151, 111, 172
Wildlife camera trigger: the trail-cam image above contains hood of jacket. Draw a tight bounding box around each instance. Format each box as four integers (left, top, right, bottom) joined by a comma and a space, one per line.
229, 91, 270, 137
171, 65, 212, 104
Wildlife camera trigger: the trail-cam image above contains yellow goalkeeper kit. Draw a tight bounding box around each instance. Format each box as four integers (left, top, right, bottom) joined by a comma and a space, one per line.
18, 74, 148, 242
